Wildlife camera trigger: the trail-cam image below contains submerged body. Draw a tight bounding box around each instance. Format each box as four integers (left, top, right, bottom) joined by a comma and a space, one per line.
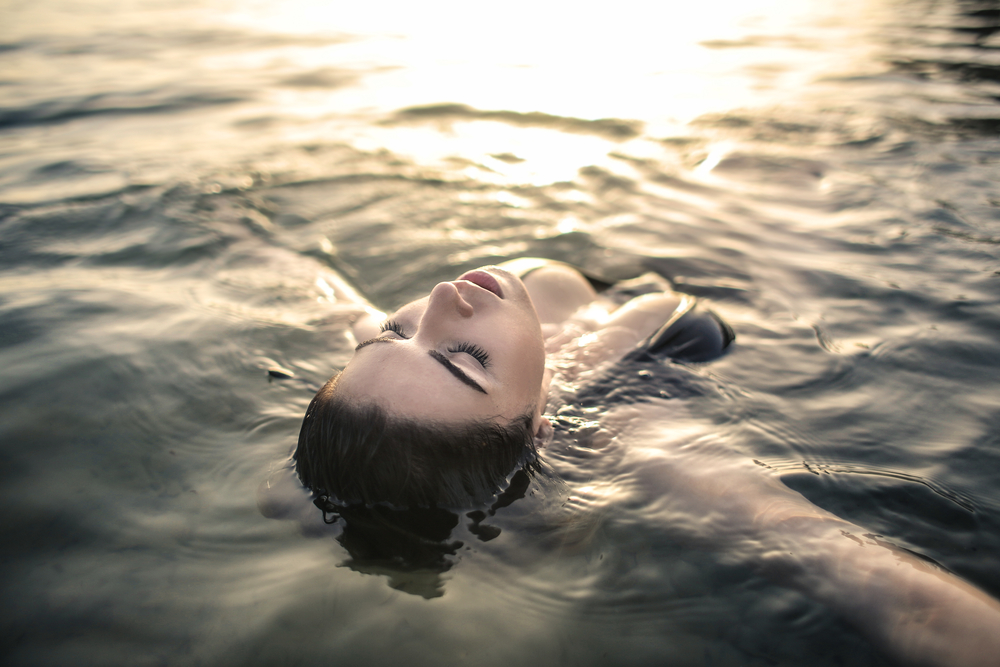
265, 260, 1000, 667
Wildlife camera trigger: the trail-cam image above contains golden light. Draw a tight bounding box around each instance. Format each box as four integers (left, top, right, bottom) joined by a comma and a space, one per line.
129, 0, 883, 185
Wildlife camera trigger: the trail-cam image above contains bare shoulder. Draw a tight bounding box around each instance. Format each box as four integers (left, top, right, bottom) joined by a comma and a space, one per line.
520, 263, 597, 325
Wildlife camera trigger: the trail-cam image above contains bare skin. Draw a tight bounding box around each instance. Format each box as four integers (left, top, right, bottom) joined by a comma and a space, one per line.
607, 406, 1000, 667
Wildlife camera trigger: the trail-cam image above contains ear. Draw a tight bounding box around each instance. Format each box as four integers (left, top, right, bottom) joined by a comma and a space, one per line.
533, 416, 553, 447
535, 367, 553, 413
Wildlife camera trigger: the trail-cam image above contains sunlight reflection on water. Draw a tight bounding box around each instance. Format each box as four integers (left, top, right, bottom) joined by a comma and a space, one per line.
221, 0, 876, 120
214, 0, 883, 167
0, 0, 895, 201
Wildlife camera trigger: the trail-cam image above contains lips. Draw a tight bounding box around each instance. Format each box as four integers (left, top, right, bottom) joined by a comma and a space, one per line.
457, 270, 504, 299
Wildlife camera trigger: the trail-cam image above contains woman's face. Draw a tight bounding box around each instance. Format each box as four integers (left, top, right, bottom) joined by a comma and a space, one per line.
336, 266, 548, 428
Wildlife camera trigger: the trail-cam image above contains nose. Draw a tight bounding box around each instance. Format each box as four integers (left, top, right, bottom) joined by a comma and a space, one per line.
422, 281, 474, 328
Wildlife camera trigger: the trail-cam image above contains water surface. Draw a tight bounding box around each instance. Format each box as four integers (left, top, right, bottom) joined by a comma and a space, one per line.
2, 1, 1000, 665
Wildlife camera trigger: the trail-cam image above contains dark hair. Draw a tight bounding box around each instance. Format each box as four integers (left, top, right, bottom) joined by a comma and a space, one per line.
294, 374, 537, 509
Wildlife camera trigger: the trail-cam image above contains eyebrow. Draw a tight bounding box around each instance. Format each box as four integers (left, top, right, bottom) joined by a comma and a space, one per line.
355, 338, 488, 395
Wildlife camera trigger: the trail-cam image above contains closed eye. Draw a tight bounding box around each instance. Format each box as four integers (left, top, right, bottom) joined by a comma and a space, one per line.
449, 341, 491, 368
376, 320, 489, 368
379, 319, 409, 338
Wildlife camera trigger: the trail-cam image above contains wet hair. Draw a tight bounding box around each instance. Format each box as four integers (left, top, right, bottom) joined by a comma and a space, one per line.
294, 374, 537, 509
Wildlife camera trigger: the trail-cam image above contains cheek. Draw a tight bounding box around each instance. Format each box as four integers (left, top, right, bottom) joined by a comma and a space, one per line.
501, 332, 545, 391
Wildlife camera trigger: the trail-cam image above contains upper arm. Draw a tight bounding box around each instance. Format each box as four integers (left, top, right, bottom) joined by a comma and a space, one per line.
351, 309, 384, 343
603, 292, 685, 342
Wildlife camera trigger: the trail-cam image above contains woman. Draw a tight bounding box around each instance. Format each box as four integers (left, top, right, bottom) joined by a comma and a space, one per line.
273, 260, 1000, 667
294, 259, 730, 509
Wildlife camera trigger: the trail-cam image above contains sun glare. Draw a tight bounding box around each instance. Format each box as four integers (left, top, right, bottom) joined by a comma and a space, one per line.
211, 0, 875, 182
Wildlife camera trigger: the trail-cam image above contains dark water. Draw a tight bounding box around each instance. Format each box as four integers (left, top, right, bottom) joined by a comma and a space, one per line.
2, 0, 1000, 665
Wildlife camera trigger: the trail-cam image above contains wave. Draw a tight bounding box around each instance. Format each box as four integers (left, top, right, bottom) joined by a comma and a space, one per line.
386, 103, 644, 140
0, 89, 249, 130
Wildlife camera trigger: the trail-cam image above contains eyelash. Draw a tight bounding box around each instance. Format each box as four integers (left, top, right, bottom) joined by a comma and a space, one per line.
379, 320, 407, 337
379, 320, 490, 368
449, 341, 491, 369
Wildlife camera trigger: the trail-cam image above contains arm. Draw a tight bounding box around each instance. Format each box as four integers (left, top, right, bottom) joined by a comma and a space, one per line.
545, 291, 687, 365
612, 407, 1000, 667
311, 270, 385, 342
775, 519, 1000, 667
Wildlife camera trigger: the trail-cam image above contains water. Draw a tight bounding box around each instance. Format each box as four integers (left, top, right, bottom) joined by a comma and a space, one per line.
2, 0, 999, 664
